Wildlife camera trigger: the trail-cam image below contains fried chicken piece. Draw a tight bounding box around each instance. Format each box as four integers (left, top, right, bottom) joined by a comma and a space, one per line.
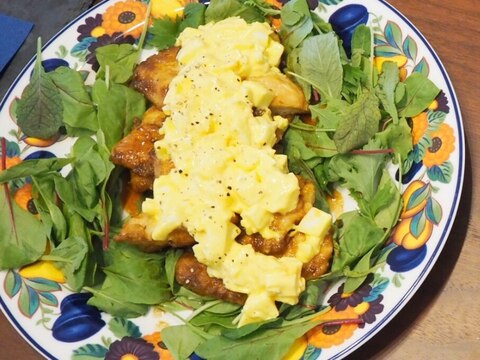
175, 252, 247, 305
110, 107, 168, 192
237, 176, 315, 255
116, 213, 195, 252
282, 231, 334, 281
249, 73, 309, 116
131, 47, 180, 109
132, 47, 308, 116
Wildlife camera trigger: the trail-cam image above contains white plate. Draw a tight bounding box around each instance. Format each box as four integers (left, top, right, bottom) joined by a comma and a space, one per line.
0, 0, 464, 359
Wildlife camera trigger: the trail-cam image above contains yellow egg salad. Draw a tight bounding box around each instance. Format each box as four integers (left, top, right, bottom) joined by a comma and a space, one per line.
141, 17, 332, 326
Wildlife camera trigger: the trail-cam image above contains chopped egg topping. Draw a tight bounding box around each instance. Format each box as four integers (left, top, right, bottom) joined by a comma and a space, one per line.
141, 17, 331, 326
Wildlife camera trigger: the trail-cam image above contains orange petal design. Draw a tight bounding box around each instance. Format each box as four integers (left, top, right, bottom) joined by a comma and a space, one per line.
307, 307, 359, 349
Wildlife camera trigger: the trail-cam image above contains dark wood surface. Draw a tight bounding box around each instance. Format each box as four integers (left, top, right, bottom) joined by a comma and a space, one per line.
0, 0, 478, 358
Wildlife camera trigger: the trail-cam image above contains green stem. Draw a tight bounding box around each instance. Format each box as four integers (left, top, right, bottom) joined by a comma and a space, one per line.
289, 122, 335, 133
186, 299, 224, 321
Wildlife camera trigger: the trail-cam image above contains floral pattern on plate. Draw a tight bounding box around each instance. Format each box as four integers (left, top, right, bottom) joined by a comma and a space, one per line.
0, 0, 463, 359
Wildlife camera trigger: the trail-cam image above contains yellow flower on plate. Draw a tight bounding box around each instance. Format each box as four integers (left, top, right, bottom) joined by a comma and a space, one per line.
411, 112, 428, 145
423, 123, 455, 168
102, 0, 149, 38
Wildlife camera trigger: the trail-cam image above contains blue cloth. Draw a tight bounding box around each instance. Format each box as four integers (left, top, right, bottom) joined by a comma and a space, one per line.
0, 13, 34, 73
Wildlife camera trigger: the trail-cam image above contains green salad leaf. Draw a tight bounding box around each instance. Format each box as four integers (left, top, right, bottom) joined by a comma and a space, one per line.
148, 3, 206, 50
16, 39, 64, 139
0, 184, 47, 270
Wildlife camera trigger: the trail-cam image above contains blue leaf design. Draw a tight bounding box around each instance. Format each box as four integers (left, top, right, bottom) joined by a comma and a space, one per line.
4, 271, 22, 297
302, 344, 322, 360
413, 57, 430, 76
71, 37, 97, 59
38, 291, 59, 307
364, 278, 389, 302
384, 21, 403, 50
402, 35, 418, 61
374, 37, 388, 46
18, 283, 40, 318
6, 140, 21, 157
427, 162, 453, 183
25, 277, 61, 292
319, 0, 344, 4
425, 198, 442, 225
374, 45, 402, 57
410, 210, 427, 238
73, 344, 108, 358
108, 317, 142, 339
427, 111, 447, 131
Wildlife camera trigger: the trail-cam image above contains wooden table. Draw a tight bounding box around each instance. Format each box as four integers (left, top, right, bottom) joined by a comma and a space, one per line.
0, 0, 478, 359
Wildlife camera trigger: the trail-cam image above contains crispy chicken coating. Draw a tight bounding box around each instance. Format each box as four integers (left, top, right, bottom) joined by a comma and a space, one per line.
131, 47, 180, 109
175, 252, 247, 305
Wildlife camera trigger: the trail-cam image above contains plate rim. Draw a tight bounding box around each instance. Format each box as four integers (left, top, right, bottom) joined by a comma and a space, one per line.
0, 1, 466, 359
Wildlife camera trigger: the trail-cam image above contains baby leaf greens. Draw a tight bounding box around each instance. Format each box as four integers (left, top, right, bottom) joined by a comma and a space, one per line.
16, 39, 63, 139
280, 0, 439, 294
1, 1, 444, 359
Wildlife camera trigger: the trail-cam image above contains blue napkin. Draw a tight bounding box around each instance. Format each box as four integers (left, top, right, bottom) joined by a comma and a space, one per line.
0, 13, 34, 73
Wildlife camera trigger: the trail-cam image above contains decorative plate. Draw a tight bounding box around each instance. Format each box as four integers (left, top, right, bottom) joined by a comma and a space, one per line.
0, 0, 464, 359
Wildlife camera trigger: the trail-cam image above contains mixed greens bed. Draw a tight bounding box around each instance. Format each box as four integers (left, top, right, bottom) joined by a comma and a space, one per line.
0, 0, 441, 358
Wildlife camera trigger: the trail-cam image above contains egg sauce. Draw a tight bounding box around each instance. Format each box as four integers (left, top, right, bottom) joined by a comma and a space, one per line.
141, 18, 332, 326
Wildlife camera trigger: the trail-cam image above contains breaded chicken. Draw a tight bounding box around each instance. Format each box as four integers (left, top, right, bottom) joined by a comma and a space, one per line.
236, 177, 316, 255
131, 47, 180, 109
116, 213, 195, 252
175, 252, 247, 305
110, 107, 168, 192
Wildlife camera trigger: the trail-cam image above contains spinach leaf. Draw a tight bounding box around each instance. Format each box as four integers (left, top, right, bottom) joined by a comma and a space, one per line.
375, 117, 412, 159
372, 170, 402, 230
95, 44, 139, 84
48, 66, 98, 135
162, 325, 206, 360
205, 0, 264, 24
195, 317, 324, 360
329, 146, 386, 202
399, 72, 440, 117
45, 210, 99, 292
92, 80, 146, 150
31, 174, 67, 242
333, 90, 381, 153
0, 157, 72, 184
342, 246, 375, 293
294, 33, 343, 101
88, 242, 171, 317
87, 286, 149, 318
16, 39, 63, 139
280, 0, 313, 52
148, 3, 206, 51
0, 184, 47, 269
331, 211, 384, 272
376, 61, 400, 124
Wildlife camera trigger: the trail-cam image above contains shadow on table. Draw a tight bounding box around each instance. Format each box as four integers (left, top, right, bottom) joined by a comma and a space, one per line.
346, 139, 472, 359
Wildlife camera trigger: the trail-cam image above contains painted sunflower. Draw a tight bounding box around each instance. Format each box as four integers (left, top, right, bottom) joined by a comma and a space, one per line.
423, 123, 455, 168
105, 337, 159, 360
143, 332, 174, 360
307, 307, 360, 349
102, 0, 149, 39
